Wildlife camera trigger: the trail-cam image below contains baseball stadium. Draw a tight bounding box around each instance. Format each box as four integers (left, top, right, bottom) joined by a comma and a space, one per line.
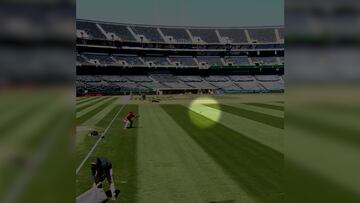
76, 15, 284, 203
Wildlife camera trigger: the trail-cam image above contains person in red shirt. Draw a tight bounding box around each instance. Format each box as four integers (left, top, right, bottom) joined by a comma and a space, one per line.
124, 111, 137, 128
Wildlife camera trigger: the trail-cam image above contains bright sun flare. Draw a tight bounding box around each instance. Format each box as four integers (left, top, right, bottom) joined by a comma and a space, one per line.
188, 97, 222, 128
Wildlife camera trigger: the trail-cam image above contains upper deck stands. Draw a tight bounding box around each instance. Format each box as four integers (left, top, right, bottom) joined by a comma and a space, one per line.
248, 28, 277, 43
278, 28, 284, 41
77, 21, 105, 39
131, 26, 164, 42
188, 29, 220, 43
218, 29, 248, 43
77, 20, 283, 45
99, 23, 136, 41
160, 27, 192, 43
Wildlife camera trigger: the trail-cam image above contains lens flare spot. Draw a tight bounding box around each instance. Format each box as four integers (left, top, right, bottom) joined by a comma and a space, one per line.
188, 97, 221, 128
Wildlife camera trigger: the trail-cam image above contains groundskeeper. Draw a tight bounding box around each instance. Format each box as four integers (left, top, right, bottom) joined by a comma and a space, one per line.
91, 157, 117, 201
123, 111, 137, 129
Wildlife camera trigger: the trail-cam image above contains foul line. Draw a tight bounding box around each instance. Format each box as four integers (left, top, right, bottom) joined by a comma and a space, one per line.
76, 104, 126, 174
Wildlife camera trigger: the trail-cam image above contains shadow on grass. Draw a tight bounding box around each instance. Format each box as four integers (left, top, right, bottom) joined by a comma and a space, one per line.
161, 104, 283, 203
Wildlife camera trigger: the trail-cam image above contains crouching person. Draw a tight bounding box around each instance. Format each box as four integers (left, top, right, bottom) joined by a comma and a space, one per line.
91, 157, 117, 201
124, 111, 137, 129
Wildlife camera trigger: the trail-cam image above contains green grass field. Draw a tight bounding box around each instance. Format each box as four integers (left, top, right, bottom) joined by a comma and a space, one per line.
76, 94, 284, 203
0, 90, 73, 203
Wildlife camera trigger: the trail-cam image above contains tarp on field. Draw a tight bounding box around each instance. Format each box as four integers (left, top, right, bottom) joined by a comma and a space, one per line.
76, 187, 108, 203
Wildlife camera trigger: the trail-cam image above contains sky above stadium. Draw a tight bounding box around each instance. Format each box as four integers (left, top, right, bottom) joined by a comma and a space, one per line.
77, 0, 283, 27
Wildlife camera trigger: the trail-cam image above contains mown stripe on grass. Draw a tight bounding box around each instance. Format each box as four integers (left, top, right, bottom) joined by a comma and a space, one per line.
0, 99, 68, 196
76, 96, 99, 105
76, 101, 117, 144
96, 105, 124, 129
186, 104, 283, 152
162, 105, 283, 203
227, 103, 284, 118
0, 99, 49, 135
76, 105, 123, 165
0, 96, 29, 114
82, 100, 119, 127
267, 101, 285, 107
98, 105, 138, 203
76, 105, 138, 203
1, 100, 65, 145
207, 104, 284, 129
77, 97, 115, 119
76, 97, 89, 101
300, 103, 360, 118
137, 105, 253, 203
76, 97, 109, 112
76, 105, 125, 191
76, 97, 117, 125
17, 111, 73, 203
272, 101, 284, 106
0, 103, 71, 202
287, 109, 360, 147
245, 103, 284, 111
287, 159, 360, 203
76, 97, 86, 102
